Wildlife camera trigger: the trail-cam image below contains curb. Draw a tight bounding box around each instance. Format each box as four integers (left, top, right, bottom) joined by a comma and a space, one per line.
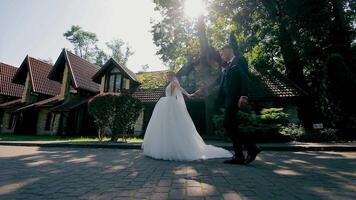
0, 142, 355, 152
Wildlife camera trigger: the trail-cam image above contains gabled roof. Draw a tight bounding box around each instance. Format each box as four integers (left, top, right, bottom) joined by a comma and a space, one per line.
0, 99, 23, 109
48, 49, 100, 93
0, 62, 24, 98
248, 67, 307, 100
51, 96, 89, 112
92, 58, 138, 84
12, 56, 61, 96
16, 96, 63, 112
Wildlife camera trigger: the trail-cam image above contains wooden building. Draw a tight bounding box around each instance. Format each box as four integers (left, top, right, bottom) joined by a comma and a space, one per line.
0, 63, 24, 134
92, 58, 141, 135
92, 58, 140, 94
46, 49, 101, 136
1, 56, 61, 135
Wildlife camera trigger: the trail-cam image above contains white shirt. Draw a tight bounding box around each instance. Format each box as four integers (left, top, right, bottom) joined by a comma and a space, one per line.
228, 56, 235, 65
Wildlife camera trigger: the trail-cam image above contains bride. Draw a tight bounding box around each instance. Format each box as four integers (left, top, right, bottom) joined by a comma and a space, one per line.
142, 71, 233, 161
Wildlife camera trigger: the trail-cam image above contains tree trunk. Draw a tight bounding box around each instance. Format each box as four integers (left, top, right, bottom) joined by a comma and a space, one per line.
329, 0, 355, 75
277, 19, 307, 89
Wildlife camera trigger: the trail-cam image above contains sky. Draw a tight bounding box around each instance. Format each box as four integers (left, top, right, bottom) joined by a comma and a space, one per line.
0, 0, 166, 72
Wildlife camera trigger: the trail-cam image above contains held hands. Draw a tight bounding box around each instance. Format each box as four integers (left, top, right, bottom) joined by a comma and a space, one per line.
238, 96, 249, 108
189, 89, 201, 98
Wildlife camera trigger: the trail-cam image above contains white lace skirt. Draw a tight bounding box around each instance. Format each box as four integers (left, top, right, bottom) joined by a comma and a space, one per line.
142, 96, 233, 161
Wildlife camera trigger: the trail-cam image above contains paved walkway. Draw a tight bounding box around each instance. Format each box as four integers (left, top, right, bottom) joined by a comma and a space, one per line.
0, 146, 355, 200
1, 141, 355, 151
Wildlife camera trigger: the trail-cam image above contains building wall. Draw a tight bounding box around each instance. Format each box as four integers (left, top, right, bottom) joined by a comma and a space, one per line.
0, 96, 6, 104
133, 109, 144, 136
0, 111, 15, 134
36, 108, 61, 135
284, 103, 300, 124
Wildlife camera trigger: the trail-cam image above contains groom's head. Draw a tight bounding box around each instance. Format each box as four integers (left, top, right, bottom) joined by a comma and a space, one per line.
220, 45, 234, 62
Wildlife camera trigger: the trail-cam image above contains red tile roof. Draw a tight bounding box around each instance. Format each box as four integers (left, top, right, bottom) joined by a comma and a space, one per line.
12, 56, 61, 96
133, 87, 165, 103
248, 67, 307, 100
29, 57, 61, 96
0, 62, 24, 98
49, 49, 100, 93
66, 50, 100, 92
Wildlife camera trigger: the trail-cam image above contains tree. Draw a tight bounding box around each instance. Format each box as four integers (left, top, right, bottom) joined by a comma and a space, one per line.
88, 93, 142, 142
94, 47, 109, 67
136, 71, 167, 89
152, 0, 356, 132
63, 25, 98, 61
63, 26, 135, 68
106, 39, 134, 65
37, 57, 53, 65
141, 64, 150, 72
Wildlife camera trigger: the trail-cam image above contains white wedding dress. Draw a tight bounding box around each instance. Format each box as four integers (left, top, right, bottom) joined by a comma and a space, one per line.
142, 78, 233, 161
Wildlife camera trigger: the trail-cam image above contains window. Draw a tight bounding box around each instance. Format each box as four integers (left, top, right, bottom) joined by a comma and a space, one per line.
104, 68, 122, 92
7, 113, 15, 129
45, 112, 52, 131
115, 74, 122, 90
122, 78, 130, 90
108, 75, 115, 91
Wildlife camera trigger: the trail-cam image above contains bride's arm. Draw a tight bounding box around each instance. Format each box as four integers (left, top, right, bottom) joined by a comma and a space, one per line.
172, 80, 191, 96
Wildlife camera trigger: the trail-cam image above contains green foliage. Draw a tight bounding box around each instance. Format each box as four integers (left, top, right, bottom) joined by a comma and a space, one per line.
63, 26, 134, 67
136, 71, 167, 89
260, 108, 289, 125
106, 39, 134, 66
63, 25, 98, 61
279, 124, 306, 140
88, 93, 142, 142
321, 53, 356, 129
212, 108, 290, 142
88, 94, 116, 140
281, 125, 338, 142
153, 0, 356, 131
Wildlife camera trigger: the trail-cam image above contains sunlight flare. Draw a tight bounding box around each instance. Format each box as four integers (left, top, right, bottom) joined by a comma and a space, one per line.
184, 0, 206, 19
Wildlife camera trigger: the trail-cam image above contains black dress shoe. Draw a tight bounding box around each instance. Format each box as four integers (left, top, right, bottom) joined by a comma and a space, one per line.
245, 148, 261, 165
224, 158, 245, 165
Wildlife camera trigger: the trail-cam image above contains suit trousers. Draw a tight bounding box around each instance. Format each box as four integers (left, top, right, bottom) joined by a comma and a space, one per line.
223, 98, 257, 158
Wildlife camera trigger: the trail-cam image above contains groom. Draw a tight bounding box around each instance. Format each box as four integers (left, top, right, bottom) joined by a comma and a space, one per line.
217, 45, 260, 165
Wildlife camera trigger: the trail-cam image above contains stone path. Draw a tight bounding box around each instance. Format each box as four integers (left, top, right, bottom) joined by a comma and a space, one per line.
0, 146, 355, 200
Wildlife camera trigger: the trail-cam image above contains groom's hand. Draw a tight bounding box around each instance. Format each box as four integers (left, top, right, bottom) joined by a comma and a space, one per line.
190, 89, 201, 98
238, 96, 248, 108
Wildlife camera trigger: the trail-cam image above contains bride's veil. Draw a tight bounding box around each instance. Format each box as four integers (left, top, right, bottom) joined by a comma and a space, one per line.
173, 77, 188, 109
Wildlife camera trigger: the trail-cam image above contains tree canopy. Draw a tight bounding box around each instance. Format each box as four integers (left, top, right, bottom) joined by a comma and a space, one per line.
63, 25, 134, 67
152, 0, 356, 131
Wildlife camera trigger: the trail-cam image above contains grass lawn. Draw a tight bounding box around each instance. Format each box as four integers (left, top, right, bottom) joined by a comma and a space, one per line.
0, 134, 143, 143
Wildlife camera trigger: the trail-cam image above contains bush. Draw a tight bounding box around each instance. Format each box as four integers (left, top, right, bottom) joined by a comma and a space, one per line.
280, 125, 338, 142
88, 93, 142, 142
280, 124, 305, 141
260, 108, 289, 125
212, 108, 291, 143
